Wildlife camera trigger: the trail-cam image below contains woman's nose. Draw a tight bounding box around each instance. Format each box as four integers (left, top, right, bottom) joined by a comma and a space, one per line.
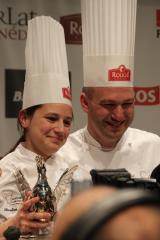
54, 120, 65, 132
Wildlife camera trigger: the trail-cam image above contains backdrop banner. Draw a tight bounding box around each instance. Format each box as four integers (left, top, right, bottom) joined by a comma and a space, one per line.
0, 0, 160, 156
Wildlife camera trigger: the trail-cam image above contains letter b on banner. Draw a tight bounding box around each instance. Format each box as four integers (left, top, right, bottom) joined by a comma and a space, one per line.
5, 69, 25, 118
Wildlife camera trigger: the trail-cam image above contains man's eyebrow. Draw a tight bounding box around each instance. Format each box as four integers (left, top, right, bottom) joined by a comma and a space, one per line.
99, 99, 134, 104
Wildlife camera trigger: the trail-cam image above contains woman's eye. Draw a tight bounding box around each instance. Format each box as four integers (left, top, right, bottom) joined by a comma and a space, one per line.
63, 120, 72, 127
46, 116, 58, 122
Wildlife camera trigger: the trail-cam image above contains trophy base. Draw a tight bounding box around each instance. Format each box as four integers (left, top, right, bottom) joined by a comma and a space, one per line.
20, 227, 51, 239
20, 234, 37, 239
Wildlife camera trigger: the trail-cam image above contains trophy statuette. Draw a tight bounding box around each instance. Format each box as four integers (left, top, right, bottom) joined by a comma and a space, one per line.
14, 155, 78, 223
31, 155, 56, 221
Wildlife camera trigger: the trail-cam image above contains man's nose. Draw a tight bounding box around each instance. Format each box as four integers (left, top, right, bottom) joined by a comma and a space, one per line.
112, 105, 125, 121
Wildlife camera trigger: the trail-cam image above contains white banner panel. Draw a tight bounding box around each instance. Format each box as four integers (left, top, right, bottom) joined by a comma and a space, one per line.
0, 0, 82, 156
0, 0, 160, 156
133, 0, 160, 134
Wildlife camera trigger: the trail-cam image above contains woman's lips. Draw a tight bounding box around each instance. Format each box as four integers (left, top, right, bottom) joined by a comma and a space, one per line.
48, 135, 64, 142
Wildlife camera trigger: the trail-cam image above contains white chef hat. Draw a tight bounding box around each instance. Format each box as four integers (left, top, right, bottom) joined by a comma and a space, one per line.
22, 16, 71, 110
81, 0, 137, 87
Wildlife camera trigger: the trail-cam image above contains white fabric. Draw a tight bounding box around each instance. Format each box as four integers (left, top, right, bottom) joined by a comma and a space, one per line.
81, 0, 137, 86
59, 127, 160, 181
0, 144, 72, 222
23, 16, 71, 109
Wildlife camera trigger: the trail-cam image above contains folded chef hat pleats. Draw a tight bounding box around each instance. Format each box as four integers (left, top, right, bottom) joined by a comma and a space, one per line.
23, 16, 71, 110
81, 0, 137, 87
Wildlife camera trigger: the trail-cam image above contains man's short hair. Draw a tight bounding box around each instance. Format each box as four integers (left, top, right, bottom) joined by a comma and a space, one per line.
82, 87, 94, 99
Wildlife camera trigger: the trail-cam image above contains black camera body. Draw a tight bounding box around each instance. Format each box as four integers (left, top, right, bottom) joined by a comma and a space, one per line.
90, 168, 160, 194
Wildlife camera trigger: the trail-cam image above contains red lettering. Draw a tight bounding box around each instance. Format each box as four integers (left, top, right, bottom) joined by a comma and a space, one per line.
156, 9, 160, 27
134, 86, 159, 105
60, 14, 82, 44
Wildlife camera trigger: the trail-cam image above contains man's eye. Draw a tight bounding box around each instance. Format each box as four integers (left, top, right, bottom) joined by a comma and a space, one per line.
122, 102, 134, 109
101, 104, 116, 110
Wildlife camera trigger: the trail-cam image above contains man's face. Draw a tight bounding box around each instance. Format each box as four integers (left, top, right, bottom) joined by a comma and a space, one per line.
81, 87, 135, 148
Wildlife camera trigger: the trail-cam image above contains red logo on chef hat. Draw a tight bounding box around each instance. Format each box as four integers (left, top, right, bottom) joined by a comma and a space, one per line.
62, 87, 72, 100
108, 65, 131, 81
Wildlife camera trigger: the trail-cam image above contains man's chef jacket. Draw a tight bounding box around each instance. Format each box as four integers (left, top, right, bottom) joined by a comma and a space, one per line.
59, 127, 160, 181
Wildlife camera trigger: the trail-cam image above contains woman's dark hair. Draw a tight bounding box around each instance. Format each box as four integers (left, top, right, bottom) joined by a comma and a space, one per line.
6, 105, 42, 155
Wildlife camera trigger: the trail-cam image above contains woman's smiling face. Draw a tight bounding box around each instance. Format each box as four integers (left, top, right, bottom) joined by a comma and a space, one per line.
19, 103, 72, 159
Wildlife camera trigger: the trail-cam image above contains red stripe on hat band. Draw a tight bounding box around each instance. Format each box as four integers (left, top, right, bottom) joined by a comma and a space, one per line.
62, 87, 72, 100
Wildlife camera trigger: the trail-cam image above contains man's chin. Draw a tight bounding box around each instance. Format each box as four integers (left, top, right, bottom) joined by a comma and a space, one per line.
106, 123, 127, 133
105, 128, 125, 140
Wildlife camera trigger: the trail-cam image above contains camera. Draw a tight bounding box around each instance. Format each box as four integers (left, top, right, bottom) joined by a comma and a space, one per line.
90, 168, 160, 194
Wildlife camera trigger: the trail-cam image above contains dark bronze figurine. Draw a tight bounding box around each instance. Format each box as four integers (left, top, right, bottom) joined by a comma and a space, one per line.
31, 155, 56, 221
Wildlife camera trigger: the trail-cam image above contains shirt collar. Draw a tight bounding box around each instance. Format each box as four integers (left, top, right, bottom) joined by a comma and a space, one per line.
16, 143, 56, 161
83, 126, 128, 152
16, 143, 38, 159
